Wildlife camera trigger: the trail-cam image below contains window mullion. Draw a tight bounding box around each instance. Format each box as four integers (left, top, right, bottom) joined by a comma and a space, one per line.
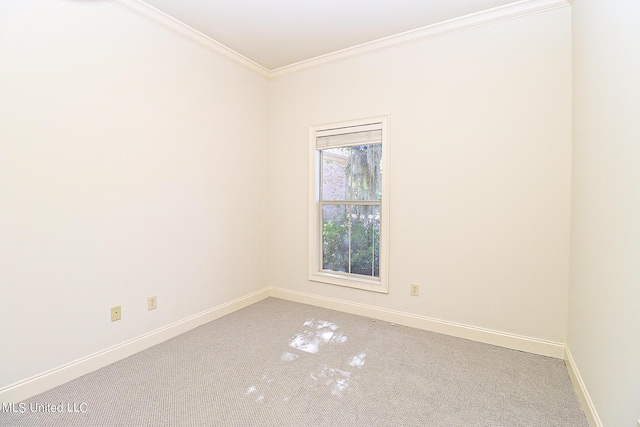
318, 201, 323, 273
348, 208, 352, 275
371, 218, 375, 277
319, 201, 381, 206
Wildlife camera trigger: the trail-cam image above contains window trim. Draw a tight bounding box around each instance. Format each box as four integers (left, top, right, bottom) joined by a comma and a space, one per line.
308, 115, 390, 293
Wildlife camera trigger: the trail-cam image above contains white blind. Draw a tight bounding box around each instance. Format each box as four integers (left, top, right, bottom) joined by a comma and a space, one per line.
316, 122, 382, 149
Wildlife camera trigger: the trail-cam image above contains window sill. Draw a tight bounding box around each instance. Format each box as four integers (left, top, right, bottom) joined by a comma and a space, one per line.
309, 271, 388, 293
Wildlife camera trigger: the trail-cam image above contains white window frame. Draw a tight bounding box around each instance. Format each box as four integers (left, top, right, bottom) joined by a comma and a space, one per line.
308, 115, 390, 293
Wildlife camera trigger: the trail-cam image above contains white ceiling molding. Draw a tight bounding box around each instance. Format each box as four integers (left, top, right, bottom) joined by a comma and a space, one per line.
269, 0, 570, 80
110, 0, 569, 81
109, 0, 270, 79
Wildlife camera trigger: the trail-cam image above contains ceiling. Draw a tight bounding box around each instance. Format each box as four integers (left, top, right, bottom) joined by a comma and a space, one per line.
141, 0, 520, 70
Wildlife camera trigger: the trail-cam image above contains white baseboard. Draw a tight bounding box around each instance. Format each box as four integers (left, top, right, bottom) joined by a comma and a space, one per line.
565, 346, 603, 427
1, 285, 571, 404
268, 286, 566, 359
0, 288, 270, 404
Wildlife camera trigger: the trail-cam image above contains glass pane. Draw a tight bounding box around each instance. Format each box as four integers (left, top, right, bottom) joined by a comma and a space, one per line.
322, 204, 349, 273
349, 205, 380, 277
321, 204, 380, 278
321, 144, 382, 201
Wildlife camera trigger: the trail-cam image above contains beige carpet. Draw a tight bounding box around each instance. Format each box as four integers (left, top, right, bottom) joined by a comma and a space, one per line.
0, 298, 588, 426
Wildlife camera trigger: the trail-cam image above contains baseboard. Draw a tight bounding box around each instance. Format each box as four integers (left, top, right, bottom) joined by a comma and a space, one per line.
565, 346, 603, 427
0, 288, 270, 404
1, 285, 569, 404
268, 286, 566, 359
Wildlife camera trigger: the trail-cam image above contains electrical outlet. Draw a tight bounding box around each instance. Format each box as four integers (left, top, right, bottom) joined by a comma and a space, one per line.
148, 296, 157, 311
410, 284, 419, 297
110, 305, 121, 322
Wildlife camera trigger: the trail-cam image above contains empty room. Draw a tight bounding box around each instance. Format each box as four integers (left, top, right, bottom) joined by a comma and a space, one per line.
0, 0, 638, 426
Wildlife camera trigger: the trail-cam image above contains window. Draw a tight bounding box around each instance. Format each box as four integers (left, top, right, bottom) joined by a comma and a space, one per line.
308, 116, 389, 293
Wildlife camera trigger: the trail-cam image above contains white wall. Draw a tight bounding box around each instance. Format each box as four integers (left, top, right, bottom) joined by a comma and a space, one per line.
568, 1, 640, 425
269, 8, 572, 343
0, 1, 269, 389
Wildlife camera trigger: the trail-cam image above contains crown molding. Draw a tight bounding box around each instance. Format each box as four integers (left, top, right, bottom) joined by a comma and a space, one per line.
109, 0, 270, 80
269, 0, 570, 80
110, 0, 569, 81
